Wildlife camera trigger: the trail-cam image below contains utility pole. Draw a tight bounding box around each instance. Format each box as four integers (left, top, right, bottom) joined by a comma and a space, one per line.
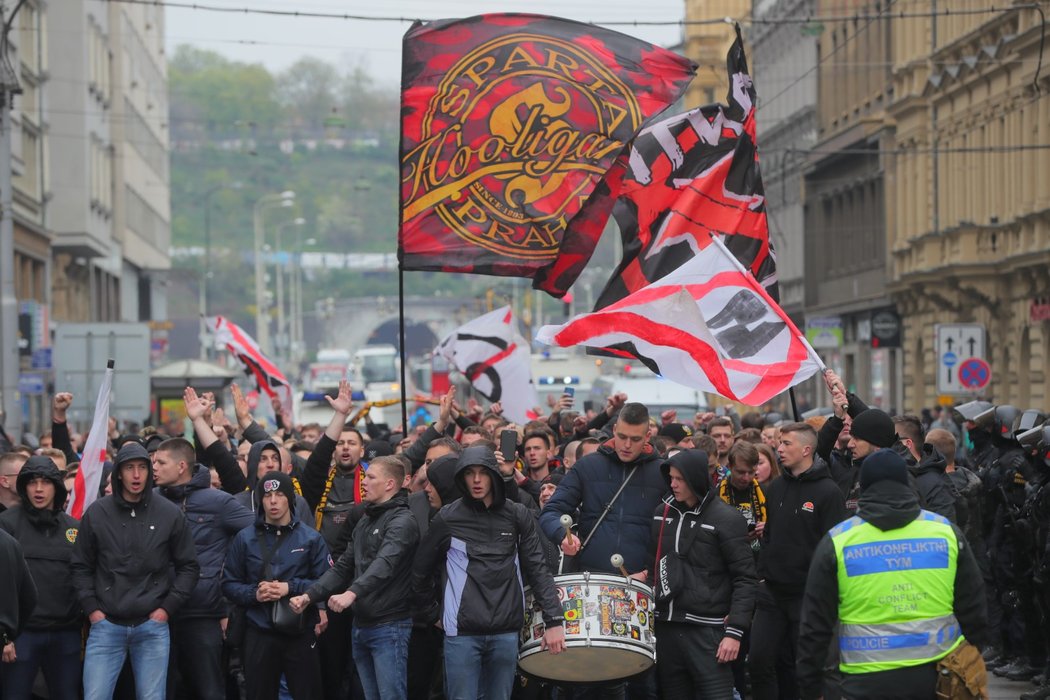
0, 1, 26, 440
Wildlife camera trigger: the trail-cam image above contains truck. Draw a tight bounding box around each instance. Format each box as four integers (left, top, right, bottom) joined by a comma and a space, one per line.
588, 370, 711, 418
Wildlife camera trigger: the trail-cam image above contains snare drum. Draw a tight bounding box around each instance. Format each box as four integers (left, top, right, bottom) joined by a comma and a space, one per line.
518, 571, 656, 683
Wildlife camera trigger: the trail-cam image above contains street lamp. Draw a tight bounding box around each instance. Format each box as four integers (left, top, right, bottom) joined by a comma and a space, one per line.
292, 236, 316, 366
199, 181, 243, 360
274, 217, 305, 365
253, 191, 295, 354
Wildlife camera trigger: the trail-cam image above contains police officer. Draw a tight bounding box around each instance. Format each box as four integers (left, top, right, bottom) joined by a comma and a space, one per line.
983, 406, 1040, 680
797, 449, 987, 700
1021, 423, 1050, 700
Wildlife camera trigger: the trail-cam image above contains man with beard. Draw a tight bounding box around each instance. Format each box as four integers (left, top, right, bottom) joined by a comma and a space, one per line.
0, 456, 80, 699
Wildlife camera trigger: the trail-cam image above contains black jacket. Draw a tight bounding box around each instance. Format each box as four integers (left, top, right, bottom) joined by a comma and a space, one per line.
897, 442, 957, 523
411, 446, 563, 636
540, 440, 666, 574
650, 450, 757, 637
797, 480, 988, 700
308, 490, 419, 626
157, 464, 254, 619
70, 444, 200, 624
0, 528, 36, 641
758, 457, 847, 596
0, 457, 81, 630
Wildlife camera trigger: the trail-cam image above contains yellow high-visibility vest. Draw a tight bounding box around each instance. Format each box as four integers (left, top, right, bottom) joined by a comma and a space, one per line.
831, 511, 964, 674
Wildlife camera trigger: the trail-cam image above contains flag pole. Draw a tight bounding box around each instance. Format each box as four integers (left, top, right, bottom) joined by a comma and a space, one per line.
398, 266, 409, 436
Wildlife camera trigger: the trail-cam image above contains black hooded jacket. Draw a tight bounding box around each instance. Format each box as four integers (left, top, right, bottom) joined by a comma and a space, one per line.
0, 457, 82, 630
650, 450, 757, 637
308, 490, 419, 626
797, 480, 988, 700
411, 446, 563, 636
758, 457, 847, 596
895, 442, 957, 523
70, 443, 200, 624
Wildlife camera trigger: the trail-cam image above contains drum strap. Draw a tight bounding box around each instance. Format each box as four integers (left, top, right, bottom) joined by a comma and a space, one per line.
579, 466, 638, 554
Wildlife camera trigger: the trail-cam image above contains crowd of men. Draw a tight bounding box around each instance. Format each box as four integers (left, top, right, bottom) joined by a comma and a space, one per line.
0, 367, 1048, 700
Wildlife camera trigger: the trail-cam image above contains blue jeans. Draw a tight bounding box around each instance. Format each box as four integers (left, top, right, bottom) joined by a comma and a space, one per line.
443, 632, 519, 700
352, 618, 412, 700
1, 628, 82, 700
83, 618, 170, 700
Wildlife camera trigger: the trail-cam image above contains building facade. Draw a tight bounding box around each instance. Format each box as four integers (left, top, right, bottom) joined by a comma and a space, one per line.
749, 0, 819, 406
801, 1, 902, 411
45, 0, 170, 324
887, 3, 1050, 411
682, 0, 750, 108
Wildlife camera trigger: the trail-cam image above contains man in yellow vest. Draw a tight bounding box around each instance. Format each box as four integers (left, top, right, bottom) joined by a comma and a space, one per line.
797, 449, 988, 700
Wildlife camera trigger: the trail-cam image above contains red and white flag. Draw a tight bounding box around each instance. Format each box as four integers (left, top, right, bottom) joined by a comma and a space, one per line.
67, 360, 114, 519
537, 236, 823, 406
208, 316, 292, 414
434, 306, 539, 424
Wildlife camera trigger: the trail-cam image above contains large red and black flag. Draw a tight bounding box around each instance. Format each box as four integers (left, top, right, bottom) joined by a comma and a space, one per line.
594, 26, 777, 309
398, 14, 696, 297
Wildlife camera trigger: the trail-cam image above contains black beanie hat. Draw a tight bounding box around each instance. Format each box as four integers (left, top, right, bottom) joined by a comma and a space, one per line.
850, 409, 897, 448
860, 448, 910, 490
364, 440, 394, 461
257, 470, 295, 505
658, 423, 694, 444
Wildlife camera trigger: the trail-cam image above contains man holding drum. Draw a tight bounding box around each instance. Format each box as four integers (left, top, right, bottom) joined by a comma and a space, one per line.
411, 445, 565, 700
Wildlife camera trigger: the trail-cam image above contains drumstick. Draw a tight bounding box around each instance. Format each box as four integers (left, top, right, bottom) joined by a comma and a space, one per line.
610, 553, 630, 578
560, 514, 573, 544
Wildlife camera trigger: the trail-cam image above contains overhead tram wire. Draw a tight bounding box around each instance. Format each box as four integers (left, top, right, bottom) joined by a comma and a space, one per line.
104, 0, 1041, 27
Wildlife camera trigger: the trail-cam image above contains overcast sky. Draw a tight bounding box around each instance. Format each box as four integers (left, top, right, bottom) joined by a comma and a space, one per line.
165, 0, 687, 87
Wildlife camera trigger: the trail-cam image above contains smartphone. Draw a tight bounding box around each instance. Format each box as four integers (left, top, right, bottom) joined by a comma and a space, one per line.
563, 386, 575, 397
499, 429, 518, 460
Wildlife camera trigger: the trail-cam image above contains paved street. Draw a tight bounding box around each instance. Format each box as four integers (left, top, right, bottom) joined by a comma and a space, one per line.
990, 674, 1037, 699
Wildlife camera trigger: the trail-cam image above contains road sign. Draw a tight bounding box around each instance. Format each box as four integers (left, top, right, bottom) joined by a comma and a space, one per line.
935, 324, 986, 395
53, 324, 152, 422
958, 358, 991, 390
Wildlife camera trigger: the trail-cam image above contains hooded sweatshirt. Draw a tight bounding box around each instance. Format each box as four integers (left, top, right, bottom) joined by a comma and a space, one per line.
410, 445, 563, 636
758, 456, 847, 596
0, 457, 82, 630
651, 449, 757, 637
70, 443, 200, 624
894, 441, 957, 523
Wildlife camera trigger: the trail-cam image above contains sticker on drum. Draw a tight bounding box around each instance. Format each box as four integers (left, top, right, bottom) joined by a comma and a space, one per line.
612, 600, 632, 620
612, 622, 627, 636
585, 601, 599, 616
565, 585, 581, 599
532, 624, 544, 640
565, 620, 581, 635
630, 626, 641, 640
557, 587, 566, 602
563, 600, 582, 621
601, 586, 629, 600
638, 611, 647, 627
636, 593, 649, 610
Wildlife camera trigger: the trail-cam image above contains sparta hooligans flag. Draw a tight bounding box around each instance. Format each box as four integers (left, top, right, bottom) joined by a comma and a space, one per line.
434, 306, 539, 423
67, 359, 114, 519
595, 26, 777, 309
537, 236, 822, 406
399, 14, 696, 297
209, 316, 292, 414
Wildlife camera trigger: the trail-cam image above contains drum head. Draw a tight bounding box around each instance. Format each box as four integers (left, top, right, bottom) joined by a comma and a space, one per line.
518, 642, 655, 683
